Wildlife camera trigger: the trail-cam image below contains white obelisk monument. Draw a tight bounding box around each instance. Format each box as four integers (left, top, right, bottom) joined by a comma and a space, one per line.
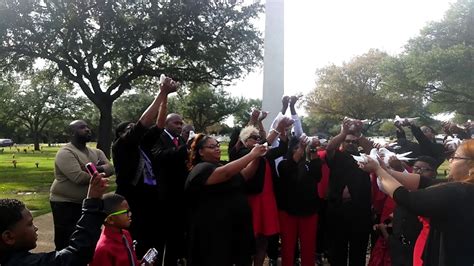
262, 0, 284, 130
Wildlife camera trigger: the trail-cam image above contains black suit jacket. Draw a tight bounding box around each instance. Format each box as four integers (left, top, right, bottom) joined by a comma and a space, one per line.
151, 129, 189, 203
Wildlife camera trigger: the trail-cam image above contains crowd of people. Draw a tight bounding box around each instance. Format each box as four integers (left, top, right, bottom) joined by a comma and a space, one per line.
0, 76, 473, 266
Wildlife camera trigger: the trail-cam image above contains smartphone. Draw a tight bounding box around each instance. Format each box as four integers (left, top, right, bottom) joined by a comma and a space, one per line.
85, 162, 98, 177
142, 248, 159, 264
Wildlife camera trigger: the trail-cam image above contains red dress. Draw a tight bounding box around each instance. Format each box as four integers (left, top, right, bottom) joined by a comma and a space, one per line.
247, 159, 280, 236
368, 197, 396, 266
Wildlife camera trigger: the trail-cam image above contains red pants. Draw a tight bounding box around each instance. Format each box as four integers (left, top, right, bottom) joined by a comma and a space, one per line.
279, 211, 318, 266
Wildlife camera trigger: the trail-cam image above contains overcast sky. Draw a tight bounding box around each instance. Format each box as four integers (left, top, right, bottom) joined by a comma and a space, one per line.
227, 0, 456, 101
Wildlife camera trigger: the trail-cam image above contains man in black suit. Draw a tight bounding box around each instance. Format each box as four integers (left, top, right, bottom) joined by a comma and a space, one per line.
152, 113, 189, 266
112, 76, 178, 258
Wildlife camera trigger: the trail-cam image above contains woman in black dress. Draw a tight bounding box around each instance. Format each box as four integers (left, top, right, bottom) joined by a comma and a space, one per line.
185, 134, 268, 266
360, 139, 474, 265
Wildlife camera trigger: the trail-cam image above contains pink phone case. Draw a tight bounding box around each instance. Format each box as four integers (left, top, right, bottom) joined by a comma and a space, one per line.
85, 162, 98, 177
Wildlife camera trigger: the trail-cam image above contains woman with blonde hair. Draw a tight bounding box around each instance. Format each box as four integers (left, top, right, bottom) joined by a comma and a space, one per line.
360, 139, 474, 265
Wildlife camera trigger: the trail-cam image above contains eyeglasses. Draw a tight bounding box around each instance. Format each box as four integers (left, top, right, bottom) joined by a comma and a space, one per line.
203, 143, 220, 149
448, 155, 472, 161
412, 166, 434, 172
247, 135, 261, 141
344, 139, 359, 145
107, 209, 131, 218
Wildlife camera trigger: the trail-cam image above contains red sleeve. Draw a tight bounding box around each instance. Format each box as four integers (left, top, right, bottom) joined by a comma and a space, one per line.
89, 244, 115, 266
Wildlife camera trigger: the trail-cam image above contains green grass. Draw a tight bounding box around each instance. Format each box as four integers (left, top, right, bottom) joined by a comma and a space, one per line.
0, 143, 116, 217
0, 145, 58, 216
220, 143, 229, 161
437, 160, 449, 179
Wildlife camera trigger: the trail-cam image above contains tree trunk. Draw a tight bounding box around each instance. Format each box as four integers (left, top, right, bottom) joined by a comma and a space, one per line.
96, 101, 113, 159
33, 131, 40, 151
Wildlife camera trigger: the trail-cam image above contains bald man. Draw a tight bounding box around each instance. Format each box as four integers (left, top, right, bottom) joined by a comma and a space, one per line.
50, 120, 114, 250
151, 113, 188, 265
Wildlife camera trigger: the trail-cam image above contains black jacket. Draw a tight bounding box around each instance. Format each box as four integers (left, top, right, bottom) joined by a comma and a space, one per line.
397, 125, 446, 167
277, 158, 322, 216
1, 199, 105, 266
229, 138, 288, 195
112, 122, 148, 189
393, 178, 474, 266
151, 129, 188, 203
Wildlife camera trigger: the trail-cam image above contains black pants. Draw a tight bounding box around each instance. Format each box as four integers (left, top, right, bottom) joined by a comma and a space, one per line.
316, 200, 329, 255
50, 201, 82, 250
118, 184, 162, 259
267, 234, 280, 260
156, 201, 187, 266
327, 201, 371, 266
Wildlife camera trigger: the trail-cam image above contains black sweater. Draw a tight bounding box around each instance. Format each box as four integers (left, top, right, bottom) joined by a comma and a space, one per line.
277, 158, 322, 216
393, 179, 474, 266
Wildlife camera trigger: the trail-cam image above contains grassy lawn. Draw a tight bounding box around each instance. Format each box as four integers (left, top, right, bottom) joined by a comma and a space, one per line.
0, 143, 117, 217
0, 145, 58, 216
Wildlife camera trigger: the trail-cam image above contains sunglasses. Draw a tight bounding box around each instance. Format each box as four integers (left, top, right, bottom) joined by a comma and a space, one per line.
344, 139, 359, 145
107, 209, 131, 218
248, 135, 261, 141
412, 166, 434, 172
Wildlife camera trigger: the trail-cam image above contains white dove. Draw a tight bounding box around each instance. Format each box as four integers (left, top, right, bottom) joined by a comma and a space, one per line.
393, 115, 419, 123
378, 147, 414, 165
159, 74, 167, 85
352, 148, 380, 165
344, 117, 372, 124
188, 130, 196, 142
444, 136, 462, 152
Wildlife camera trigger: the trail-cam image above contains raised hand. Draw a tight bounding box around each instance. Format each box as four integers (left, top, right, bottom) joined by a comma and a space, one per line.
276, 117, 294, 133
250, 109, 260, 123
250, 143, 268, 158
160, 76, 179, 94
282, 95, 290, 107
87, 172, 108, 199
258, 111, 268, 122
299, 135, 309, 148
289, 95, 299, 106
341, 118, 352, 135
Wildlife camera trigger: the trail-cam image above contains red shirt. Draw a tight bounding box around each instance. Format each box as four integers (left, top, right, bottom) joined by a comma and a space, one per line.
90, 226, 140, 266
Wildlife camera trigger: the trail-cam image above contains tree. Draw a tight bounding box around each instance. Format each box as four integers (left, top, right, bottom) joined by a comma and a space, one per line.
172, 84, 244, 132
112, 92, 155, 125
233, 98, 262, 127
306, 50, 422, 132
0, 0, 263, 157
1, 70, 84, 150
385, 0, 474, 115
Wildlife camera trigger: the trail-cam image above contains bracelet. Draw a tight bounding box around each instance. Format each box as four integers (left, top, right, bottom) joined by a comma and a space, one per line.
270, 129, 281, 135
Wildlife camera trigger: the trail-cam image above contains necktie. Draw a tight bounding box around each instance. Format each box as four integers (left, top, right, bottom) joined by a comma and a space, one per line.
173, 137, 179, 147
